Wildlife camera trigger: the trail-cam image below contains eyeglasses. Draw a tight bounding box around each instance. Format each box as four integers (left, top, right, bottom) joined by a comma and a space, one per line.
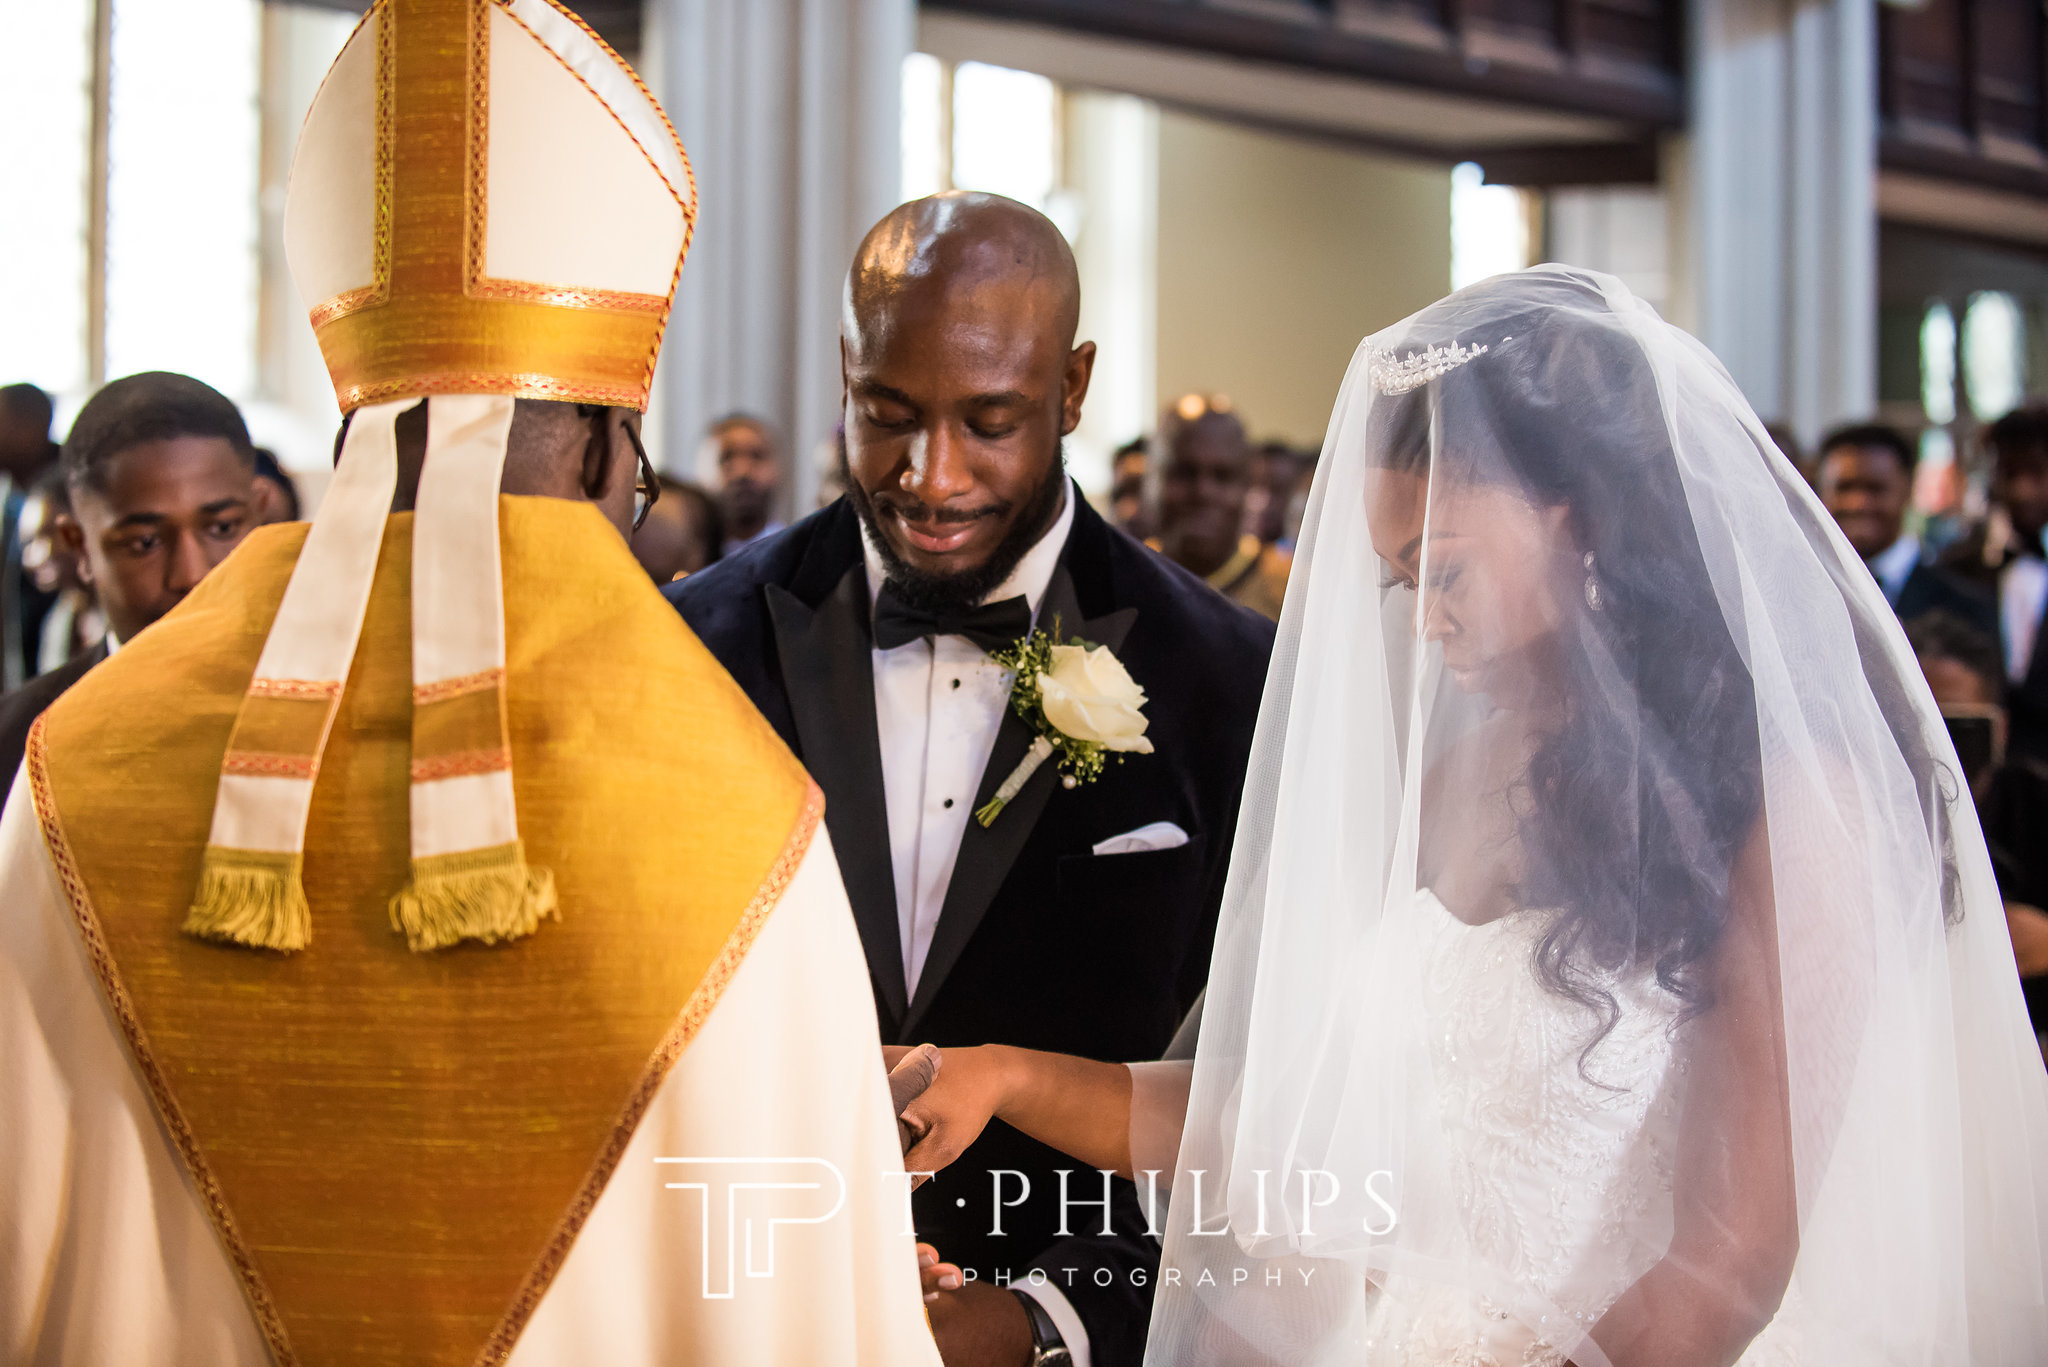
628, 421, 659, 532
579, 403, 660, 532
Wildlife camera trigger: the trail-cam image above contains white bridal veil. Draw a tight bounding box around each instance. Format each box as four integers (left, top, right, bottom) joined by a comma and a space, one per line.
1146, 267, 2048, 1366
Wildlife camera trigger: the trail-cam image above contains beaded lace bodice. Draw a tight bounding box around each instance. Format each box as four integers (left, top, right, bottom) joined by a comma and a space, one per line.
1338, 893, 1806, 1366
1352, 894, 1687, 1366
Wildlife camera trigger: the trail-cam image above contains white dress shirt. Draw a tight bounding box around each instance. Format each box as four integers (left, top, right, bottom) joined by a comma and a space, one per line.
863, 484, 1074, 1001
2003, 551, 2048, 684
1865, 532, 1921, 607
860, 482, 1095, 1365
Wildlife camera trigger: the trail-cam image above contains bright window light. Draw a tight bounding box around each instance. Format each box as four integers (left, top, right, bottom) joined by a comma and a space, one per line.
1450, 161, 1527, 292
1921, 301, 1957, 426
0, 0, 95, 398
951, 61, 1056, 212
901, 52, 945, 203
1962, 290, 2025, 422
103, 0, 262, 396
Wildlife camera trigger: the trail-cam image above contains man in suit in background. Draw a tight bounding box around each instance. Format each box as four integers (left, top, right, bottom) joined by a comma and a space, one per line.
0, 372, 265, 788
1941, 407, 2048, 759
671, 192, 1273, 1367
1816, 421, 1996, 636
0, 384, 62, 689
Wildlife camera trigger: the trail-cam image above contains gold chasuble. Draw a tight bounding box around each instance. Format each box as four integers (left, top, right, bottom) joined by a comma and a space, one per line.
0, 3, 941, 1365
29, 504, 813, 1364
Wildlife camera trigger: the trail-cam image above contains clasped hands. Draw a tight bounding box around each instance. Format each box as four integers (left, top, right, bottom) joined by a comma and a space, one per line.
884, 1043, 1037, 1366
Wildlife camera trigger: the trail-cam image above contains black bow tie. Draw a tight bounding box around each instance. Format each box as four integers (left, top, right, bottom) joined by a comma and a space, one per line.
873, 585, 1032, 653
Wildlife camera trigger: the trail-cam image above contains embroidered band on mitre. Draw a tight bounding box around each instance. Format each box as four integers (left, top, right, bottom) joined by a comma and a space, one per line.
186, 0, 695, 953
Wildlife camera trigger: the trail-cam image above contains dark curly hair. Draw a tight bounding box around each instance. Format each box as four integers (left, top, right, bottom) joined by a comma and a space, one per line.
1369, 291, 1765, 1061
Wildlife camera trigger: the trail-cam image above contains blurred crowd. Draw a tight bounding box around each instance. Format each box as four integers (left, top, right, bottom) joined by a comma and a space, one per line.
1790, 410, 2048, 1044
1110, 393, 1313, 624
4, 367, 2038, 1046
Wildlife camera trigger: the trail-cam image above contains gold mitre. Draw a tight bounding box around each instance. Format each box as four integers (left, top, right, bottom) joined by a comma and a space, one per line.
286, 0, 695, 411
184, 0, 695, 958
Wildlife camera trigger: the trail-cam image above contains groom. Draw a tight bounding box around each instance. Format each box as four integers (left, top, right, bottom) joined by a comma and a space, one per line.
669, 193, 1272, 1366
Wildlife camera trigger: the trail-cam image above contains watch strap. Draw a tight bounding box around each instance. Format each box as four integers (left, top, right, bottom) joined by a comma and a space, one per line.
1011, 1288, 1072, 1367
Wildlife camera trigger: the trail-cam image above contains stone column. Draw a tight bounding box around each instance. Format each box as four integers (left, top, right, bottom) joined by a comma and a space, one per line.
1681, 0, 1876, 444
644, 0, 912, 507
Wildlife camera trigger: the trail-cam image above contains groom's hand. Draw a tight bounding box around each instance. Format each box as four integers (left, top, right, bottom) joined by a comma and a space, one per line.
926, 1280, 1032, 1367
887, 1043, 943, 1153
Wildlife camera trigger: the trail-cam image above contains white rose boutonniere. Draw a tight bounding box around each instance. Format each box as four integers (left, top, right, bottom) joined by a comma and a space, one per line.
975, 622, 1153, 827
1038, 644, 1155, 754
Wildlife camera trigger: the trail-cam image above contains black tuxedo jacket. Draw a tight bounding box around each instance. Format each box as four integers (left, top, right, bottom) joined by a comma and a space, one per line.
0, 640, 107, 793
1939, 531, 2048, 760
1892, 561, 1998, 641
669, 493, 1273, 1364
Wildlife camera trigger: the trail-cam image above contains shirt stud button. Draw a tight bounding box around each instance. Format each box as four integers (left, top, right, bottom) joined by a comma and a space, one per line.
943, 798, 954, 809
951, 678, 961, 689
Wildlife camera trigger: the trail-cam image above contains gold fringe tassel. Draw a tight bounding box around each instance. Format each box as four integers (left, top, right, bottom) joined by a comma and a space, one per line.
183, 846, 313, 952
388, 840, 558, 953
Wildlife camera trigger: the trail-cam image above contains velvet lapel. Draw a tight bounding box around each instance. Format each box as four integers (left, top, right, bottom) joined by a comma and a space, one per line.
899, 563, 1138, 1038
766, 565, 909, 1026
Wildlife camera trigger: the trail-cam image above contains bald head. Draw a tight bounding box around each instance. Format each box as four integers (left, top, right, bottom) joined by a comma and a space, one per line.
838, 192, 1094, 608
844, 192, 1080, 361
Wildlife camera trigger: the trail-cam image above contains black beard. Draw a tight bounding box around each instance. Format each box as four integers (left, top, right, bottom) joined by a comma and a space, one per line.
845, 446, 1067, 615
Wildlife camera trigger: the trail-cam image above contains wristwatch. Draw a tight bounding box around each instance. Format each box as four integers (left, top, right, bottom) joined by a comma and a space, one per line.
1011, 1288, 1073, 1367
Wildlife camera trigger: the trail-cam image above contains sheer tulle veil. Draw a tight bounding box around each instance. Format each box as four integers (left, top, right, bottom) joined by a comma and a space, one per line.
1145, 267, 2048, 1365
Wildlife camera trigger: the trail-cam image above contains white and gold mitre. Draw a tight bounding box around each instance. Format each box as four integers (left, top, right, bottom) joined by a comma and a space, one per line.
287, 0, 695, 409
186, 0, 697, 955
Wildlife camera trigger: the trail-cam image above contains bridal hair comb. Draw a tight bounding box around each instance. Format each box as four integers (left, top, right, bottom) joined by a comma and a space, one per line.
1368, 339, 1491, 395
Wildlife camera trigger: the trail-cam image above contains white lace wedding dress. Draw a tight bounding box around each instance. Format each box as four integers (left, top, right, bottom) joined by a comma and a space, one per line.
1336, 892, 1801, 1367
1147, 269, 2048, 1366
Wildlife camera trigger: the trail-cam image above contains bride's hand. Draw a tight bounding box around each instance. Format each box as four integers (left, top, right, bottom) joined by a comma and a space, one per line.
899, 1045, 1013, 1184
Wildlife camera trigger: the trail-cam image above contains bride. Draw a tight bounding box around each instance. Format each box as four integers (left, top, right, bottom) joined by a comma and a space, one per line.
895, 267, 2048, 1365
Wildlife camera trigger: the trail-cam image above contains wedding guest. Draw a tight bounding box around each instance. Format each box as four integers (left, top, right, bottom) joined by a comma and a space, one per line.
705, 412, 785, 554
1281, 448, 1317, 547
1109, 436, 1147, 537
1151, 395, 1291, 621
0, 384, 61, 690
0, 385, 57, 485
630, 475, 723, 583
670, 191, 1273, 1367
17, 467, 102, 675
1817, 422, 1994, 634
1906, 611, 2048, 1044
251, 446, 302, 523
1762, 419, 1807, 485
1940, 406, 2048, 759
0, 372, 264, 786
1244, 438, 1307, 551
815, 421, 851, 508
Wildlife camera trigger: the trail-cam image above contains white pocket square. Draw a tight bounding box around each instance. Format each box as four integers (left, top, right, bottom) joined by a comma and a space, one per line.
1092, 821, 1191, 856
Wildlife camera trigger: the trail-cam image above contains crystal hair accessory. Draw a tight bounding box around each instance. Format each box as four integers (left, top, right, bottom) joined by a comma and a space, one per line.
1367, 339, 1491, 395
